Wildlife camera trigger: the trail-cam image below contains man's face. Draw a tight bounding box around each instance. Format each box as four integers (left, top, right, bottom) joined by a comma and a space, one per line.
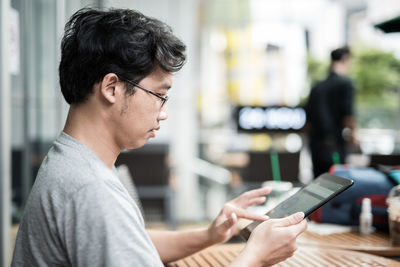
341, 56, 352, 74
114, 66, 172, 150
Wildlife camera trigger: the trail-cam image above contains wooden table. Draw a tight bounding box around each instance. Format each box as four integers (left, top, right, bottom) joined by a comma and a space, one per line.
167, 243, 400, 266
298, 230, 400, 257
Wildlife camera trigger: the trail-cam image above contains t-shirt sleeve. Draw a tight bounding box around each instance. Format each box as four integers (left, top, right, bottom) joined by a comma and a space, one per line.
58, 181, 163, 267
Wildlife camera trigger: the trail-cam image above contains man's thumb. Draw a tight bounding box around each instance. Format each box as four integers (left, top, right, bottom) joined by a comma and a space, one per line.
276, 212, 304, 227
220, 213, 237, 230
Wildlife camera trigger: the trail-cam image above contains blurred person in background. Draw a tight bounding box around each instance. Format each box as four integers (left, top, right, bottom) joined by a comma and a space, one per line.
11, 8, 307, 267
306, 46, 358, 178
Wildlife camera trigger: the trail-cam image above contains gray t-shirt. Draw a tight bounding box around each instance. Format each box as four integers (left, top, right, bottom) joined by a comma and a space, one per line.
11, 132, 163, 267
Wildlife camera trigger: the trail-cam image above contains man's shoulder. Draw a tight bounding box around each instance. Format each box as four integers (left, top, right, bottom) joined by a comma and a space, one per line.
329, 72, 353, 87
33, 137, 108, 201
40, 142, 94, 181
309, 81, 327, 98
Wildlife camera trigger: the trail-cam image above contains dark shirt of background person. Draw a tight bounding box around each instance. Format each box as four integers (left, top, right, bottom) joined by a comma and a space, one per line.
306, 46, 358, 178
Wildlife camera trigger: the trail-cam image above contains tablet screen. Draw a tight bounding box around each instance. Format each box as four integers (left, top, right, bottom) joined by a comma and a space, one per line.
239, 173, 353, 240
268, 176, 347, 218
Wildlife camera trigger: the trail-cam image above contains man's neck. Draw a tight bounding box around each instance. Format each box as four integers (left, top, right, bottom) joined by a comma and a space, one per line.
331, 62, 348, 76
63, 105, 120, 169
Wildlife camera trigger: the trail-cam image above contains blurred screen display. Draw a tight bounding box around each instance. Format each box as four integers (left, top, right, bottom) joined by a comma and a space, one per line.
235, 106, 306, 132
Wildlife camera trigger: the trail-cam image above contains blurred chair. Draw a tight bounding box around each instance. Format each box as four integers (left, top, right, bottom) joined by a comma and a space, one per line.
115, 144, 176, 229
115, 165, 143, 213
369, 154, 400, 168
243, 151, 301, 189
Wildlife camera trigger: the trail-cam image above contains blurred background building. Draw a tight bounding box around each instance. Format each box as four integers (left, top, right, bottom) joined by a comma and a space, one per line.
1, 0, 400, 265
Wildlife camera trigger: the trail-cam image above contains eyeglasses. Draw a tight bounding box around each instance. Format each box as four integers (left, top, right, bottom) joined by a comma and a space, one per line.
120, 77, 169, 107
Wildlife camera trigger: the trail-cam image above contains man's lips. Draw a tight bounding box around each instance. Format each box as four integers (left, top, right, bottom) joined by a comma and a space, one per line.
149, 126, 160, 137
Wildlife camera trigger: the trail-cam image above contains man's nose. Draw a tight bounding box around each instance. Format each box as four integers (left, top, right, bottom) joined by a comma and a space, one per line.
158, 106, 168, 120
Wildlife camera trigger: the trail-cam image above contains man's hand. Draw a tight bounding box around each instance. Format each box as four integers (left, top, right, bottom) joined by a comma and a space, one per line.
207, 187, 271, 244
233, 212, 307, 266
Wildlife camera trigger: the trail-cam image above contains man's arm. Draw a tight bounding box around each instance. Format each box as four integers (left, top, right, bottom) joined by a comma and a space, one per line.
341, 80, 359, 147
148, 187, 271, 263
343, 115, 359, 146
147, 228, 213, 263
149, 212, 307, 266
231, 212, 307, 266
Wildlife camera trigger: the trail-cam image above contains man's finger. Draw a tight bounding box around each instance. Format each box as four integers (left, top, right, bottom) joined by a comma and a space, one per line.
219, 213, 237, 231
245, 196, 267, 207
241, 187, 272, 199
233, 187, 271, 206
286, 218, 308, 238
274, 212, 305, 227
232, 208, 269, 221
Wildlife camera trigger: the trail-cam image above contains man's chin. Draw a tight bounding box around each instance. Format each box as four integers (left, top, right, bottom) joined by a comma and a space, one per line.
126, 139, 149, 150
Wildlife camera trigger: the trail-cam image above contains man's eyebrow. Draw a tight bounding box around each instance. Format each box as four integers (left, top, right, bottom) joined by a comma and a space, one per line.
159, 83, 171, 90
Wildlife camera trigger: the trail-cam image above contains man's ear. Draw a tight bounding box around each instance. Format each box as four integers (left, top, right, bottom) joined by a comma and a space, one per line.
100, 73, 120, 104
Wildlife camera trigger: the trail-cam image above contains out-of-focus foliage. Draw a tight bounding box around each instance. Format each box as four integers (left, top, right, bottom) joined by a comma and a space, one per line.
352, 48, 400, 129
352, 47, 400, 104
306, 55, 328, 87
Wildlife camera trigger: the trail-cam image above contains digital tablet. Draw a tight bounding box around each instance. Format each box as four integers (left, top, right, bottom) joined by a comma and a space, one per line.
239, 173, 354, 240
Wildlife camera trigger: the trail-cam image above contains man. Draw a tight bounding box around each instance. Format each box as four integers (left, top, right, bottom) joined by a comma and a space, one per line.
306, 46, 358, 177
12, 8, 307, 266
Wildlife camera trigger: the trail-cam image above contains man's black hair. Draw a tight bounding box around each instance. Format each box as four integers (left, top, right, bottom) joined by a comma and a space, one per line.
59, 8, 186, 104
330, 46, 351, 62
